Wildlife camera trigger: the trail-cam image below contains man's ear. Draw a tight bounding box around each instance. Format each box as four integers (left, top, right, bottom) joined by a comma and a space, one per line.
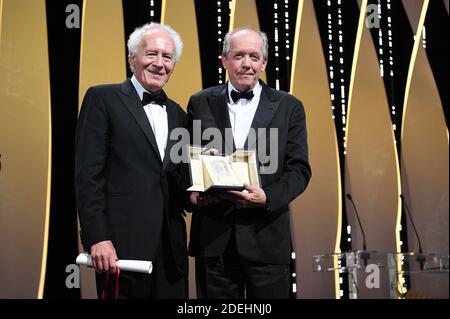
221, 55, 227, 69
129, 52, 136, 67
261, 59, 268, 72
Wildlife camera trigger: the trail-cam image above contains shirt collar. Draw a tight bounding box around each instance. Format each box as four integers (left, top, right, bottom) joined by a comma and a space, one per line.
131, 75, 148, 101
227, 81, 262, 104
131, 75, 166, 109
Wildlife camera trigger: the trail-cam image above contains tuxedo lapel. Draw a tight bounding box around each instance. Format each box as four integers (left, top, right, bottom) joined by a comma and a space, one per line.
162, 101, 178, 169
245, 82, 279, 149
208, 85, 235, 153
119, 80, 163, 163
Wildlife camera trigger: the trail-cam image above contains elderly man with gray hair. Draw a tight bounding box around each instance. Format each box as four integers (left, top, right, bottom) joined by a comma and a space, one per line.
188, 27, 311, 299
75, 23, 189, 299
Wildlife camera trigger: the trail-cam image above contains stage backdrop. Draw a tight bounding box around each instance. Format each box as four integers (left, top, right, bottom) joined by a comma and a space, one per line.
0, 0, 448, 299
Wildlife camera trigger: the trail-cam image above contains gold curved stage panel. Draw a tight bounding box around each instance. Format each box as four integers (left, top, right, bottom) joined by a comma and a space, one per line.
401, 0, 449, 298
161, 0, 202, 109
402, 0, 424, 34
345, 0, 401, 298
78, 0, 126, 109
289, 0, 341, 299
78, 0, 126, 298
161, 0, 203, 299
229, 0, 267, 83
0, 0, 51, 298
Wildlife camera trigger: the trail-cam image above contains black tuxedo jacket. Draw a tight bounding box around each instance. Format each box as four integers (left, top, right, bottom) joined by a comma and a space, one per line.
187, 81, 311, 265
75, 79, 188, 275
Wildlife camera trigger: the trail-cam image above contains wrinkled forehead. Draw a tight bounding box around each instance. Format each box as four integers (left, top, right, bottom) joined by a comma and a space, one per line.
139, 30, 175, 50
229, 30, 263, 53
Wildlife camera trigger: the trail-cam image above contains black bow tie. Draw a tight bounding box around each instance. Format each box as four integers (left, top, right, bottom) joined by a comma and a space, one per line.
142, 91, 167, 106
230, 90, 254, 103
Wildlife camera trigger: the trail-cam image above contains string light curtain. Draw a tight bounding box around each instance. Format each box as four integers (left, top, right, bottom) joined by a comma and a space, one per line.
313, 0, 360, 299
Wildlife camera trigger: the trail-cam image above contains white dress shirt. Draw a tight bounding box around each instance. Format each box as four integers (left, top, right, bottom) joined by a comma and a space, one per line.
131, 75, 168, 161
227, 81, 262, 149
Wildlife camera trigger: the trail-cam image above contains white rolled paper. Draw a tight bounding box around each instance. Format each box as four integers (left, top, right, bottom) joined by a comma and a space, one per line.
76, 253, 152, 274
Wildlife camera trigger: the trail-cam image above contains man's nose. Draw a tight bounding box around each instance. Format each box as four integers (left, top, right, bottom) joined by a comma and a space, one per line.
153, 54, 163, 66
242, 55, 251, 67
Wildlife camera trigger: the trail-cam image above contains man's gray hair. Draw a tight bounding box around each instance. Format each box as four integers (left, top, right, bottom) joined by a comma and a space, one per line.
222, 27, 269, 60
127, 23, 183, 73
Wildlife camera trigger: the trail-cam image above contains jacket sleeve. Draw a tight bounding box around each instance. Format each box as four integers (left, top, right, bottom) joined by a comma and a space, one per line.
169, 106, 194, 212
74, 87, 111, 250
263, 100, 312, 213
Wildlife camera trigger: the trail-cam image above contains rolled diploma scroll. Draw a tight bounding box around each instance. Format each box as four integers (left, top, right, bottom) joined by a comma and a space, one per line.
76, 253, 152, 274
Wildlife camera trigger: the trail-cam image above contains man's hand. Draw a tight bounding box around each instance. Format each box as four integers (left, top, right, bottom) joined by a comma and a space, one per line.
227, 184, 267, 209
190, 192, 221, 206
90, 240, 118, 273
